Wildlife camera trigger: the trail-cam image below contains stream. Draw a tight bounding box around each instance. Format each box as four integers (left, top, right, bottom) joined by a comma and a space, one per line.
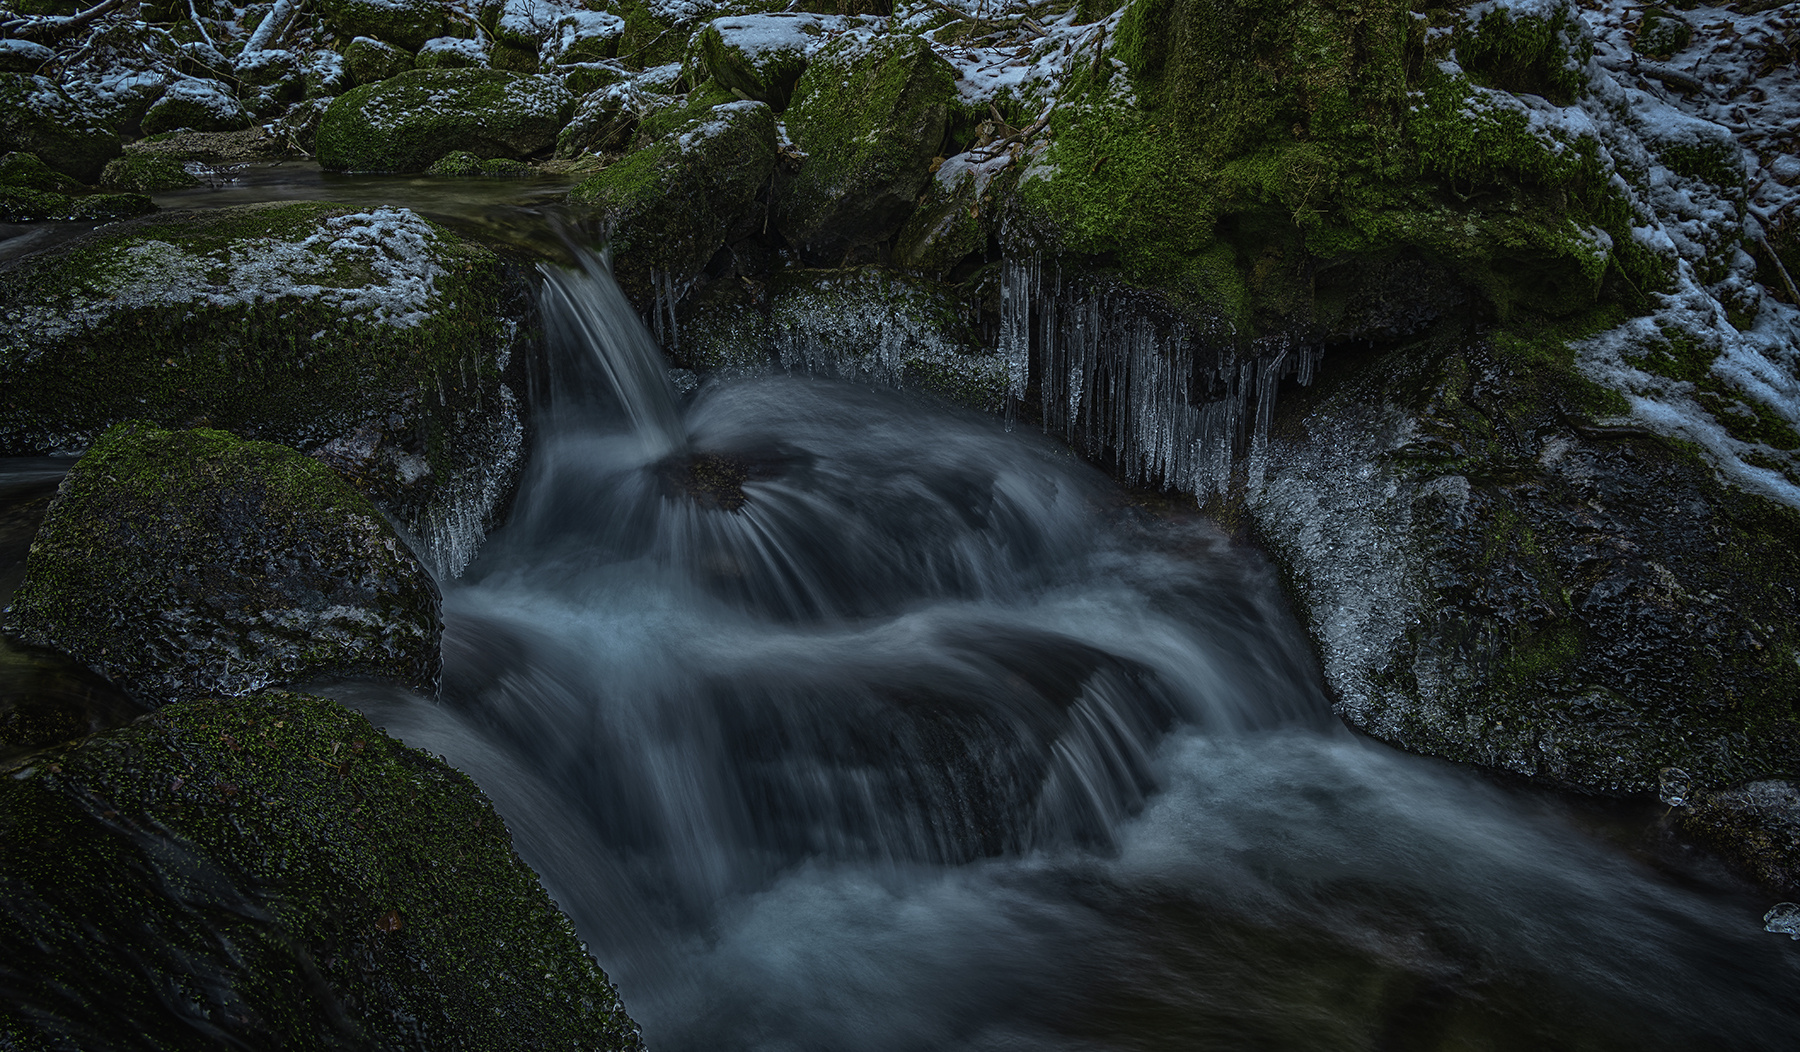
3, 175, 1798, 1049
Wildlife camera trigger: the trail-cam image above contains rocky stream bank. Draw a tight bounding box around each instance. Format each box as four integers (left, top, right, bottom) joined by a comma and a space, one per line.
1, 0, 1799, 1042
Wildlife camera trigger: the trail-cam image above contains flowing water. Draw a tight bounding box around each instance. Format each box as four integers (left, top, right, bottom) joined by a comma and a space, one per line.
323, 253, 1797, 1050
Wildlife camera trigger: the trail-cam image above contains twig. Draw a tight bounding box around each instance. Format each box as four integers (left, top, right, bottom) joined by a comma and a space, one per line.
1756, 234, 1800, 305
1597, 56, 1712, 95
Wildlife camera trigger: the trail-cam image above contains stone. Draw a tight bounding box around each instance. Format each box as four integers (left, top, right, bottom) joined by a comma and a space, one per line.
0, 74, 122, 184
99, 154, 201, 193
7, 423, 441, 705
319, 0, 447, 52
689, 12, 837, 111
0, 202, 533, 578
141, 77, 254, 136
316, 67, 573, 172
0, 689, 646, 1050
344, 35, 416, 86
568, 95, 776, 300
775, 33, 956, 263
416, 35, 490, 69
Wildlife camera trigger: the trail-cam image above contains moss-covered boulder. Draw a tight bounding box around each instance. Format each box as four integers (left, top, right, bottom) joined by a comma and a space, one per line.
0, 187, 154, 223
7, 423, 442, 705
0, 689, 645, 1050
98, 153, 201, 193
0, 201, 533, 578
316, 67, 574, 172
0, 74, 121, 184
1244, 330, 1800, 802
417, 35, 490, 69
894, 152, 1013, 278
690, 12, 834, 110
555, 76, 676, 159
344, 34, 416, 85
0, 151, 81, 194
141, 77, 254, 136
569, 95, 776, 298
319, 0, 448, 52
1011, 0, 1657, 335
545, 10, 626, 65
775, 33, 956, 262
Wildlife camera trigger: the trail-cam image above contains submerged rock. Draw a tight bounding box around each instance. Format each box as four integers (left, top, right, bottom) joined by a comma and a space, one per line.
0, 201, 533, 577
316, 67, 574, 172
7, 422, 441, 706
0, 689, 645, 1050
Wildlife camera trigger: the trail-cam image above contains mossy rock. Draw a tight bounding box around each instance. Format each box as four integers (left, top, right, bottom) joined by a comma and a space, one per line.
428, 149, 533, 177
316, 67, 574, 173
344, 34, 416, 85
99, 153, 201, 193
304, 49, 351, 97
0, 201, 534, 578
690, 12, 832, 111
416, 35, 490, 69
0, 39, 53, 74
141, 77, 253, 136
775, 33, 955, 262
1246, 330, 1800, 800
0, 187, 154, 223
561, 61, 630, 97
1678, 780, 1800, 895
0, 689, 645, 1050
569, 95, 776, 300
319, 0, 447, 51
555, 79, 672, 159
1633, 7, 1693, 60
1011, 0, 1652, 337
7, 423, 443, 705
894, 153, 1013, 278
0, 151, 81, 193
0, 74, 121, 184
545, 10, 626, 65
490, 39, 541, 72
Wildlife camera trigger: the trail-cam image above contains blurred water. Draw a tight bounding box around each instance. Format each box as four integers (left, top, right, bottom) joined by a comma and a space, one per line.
320, 254, 1798, 1050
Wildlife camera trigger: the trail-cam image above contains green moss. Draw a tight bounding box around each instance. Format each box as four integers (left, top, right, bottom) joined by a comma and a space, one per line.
1016, 0, 1659, 334
775, 33, 956, 258
0, 151, 81, 193
316, 68, 574, 173
1633, 7, 1692, 60
618, 3, 689, 69
7, 422, 443, 702
1456, 1, 1591, 105
0, 690, 644, 1049
99, 153, 201, 193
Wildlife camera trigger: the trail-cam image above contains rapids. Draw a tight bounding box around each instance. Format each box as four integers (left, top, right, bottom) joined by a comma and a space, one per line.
324, 253, 1797, 1050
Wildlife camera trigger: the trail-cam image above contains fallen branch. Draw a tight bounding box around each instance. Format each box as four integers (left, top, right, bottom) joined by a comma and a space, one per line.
2, 0, 130, 42
1597, 56, 1712, 96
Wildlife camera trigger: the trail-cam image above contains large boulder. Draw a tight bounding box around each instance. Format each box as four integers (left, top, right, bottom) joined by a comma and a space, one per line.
7, 423, 442, 706
774, 33, 956, 262
318, 0, 448, 52
689, 12, 837, 110
316, 67, 574, 172
0, 689, 645, 1050
569, 94, 776, 299
1245, 332, 1800, 799
0, 74, 121, 184
140, 77, 253, 135
343, 35, 415, 85
0, 201, 534, 577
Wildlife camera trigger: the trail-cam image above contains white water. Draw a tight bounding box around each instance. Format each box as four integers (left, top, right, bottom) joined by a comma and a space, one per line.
334, 254, 1797, 1051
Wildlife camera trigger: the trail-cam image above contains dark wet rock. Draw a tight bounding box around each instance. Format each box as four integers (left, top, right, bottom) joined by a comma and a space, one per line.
554, 76, 672, 159
0, 74, 121, 184
775, 33, 955, 263
894, 152, 1014, 279
319, 0, 447, 52
0, 637, 140, 758
118, 126, 291, 164
0, 688, 646, 1050
344, 34, 415, 86
0, 39, 53, 74
316, 67, 574, 172
141, 77, 254, 135
568, 94, 775, 299
0, 201, 534, 577
7, 422, 442, 705
1246, 333, 1800, 799
1679, 780, 1800, 896
98, 153, 200, 193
